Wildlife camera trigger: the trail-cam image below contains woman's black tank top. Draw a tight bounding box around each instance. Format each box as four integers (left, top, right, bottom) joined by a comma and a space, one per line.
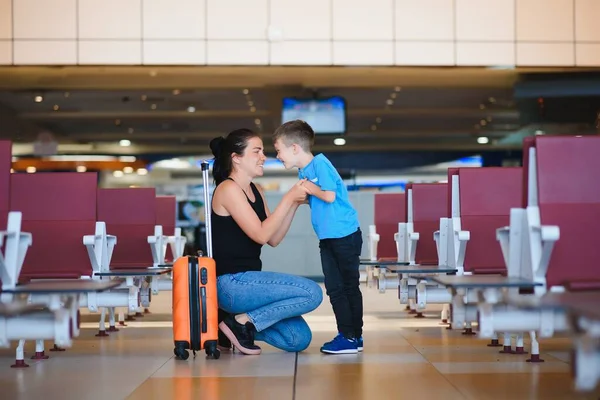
211, 179, 268, 277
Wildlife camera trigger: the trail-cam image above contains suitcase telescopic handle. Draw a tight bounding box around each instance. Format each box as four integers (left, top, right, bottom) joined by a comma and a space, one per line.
201, 161, 213, 258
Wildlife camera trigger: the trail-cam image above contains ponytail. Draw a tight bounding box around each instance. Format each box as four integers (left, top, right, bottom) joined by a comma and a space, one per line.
209, 129, 259, 186
209, 136, 228, 186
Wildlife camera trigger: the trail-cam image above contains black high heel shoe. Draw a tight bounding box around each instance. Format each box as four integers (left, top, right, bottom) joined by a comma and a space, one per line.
218, 314, 262, 355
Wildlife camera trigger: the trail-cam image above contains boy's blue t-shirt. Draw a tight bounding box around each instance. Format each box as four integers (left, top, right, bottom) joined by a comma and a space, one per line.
298, 153, 359, 240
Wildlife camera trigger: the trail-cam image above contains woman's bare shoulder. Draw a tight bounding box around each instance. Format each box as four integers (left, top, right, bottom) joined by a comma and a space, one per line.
213, 180, 244, 203
214, 179, 236, 193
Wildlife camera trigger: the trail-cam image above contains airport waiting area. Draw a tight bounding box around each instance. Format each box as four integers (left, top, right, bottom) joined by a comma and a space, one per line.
2, 134, 600, 398
2, 1, 600, 399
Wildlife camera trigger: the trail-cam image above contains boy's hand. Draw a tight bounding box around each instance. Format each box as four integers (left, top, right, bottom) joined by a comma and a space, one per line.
300, 180, 320, 195
288, 179, 309, 203
300, 180, 336, 203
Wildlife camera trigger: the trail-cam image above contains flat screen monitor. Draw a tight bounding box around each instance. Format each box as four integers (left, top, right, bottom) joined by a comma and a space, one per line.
281, 96, 346, 135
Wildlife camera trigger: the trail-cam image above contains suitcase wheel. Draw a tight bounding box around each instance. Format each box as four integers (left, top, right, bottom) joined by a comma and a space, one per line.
174, 347, 189, 361
205, 341, 220, 360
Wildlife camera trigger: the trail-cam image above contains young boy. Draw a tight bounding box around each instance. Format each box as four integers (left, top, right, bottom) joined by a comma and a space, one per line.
273, 119, 364, 354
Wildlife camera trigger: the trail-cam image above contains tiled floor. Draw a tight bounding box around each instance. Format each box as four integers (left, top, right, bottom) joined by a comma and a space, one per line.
0, 282, 598, 399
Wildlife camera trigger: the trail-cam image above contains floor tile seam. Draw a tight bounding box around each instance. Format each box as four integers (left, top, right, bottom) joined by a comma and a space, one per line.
122, 356, 175, 399
148, 374, 296, 379
404, 330, 470, 399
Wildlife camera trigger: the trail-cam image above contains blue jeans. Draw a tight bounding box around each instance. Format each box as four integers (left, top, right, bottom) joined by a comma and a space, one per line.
217, 271, 323, 352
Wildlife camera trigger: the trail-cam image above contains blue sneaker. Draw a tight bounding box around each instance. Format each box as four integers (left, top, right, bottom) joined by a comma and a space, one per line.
357, 336, 363, 352
320, 333, 358, 354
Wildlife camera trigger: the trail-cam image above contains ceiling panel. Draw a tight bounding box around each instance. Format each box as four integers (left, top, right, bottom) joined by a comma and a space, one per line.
1, 65, 596, 157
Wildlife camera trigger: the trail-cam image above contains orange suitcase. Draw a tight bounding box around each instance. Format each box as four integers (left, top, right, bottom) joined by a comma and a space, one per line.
172, 161, 220, 360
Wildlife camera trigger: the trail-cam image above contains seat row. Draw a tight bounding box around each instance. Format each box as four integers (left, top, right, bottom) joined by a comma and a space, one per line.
363, 135, 600, 392
0, 140, 186, 367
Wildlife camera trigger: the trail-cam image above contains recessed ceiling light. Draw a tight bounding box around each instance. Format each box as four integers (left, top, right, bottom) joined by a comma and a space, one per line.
26, 166, 36, 173
137, 168, 148, 176
53, 105, 59, 111
119, 139, 131, 147
141, 95, 147, 101
128, 128, 134, 134
394, 86, 402, 92
375, 117, 382, 123
172, 89, 181, 95
113, 170, 124, 177
386, 99, 394, 106
535, 130, 544, 135
334, 138, 346, 146
250, 106, 256, 112
76, 165, 87, 173
243, 89, 249, 95
187, 106, 196, 113
477, 136, 489, 144
123, 166, 134, 174
150, 104, 157, 110
34, 95, 43, 103
255, 118, 261, 125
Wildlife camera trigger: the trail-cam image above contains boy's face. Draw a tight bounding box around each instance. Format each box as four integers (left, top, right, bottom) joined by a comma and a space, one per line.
274, 138, 298, 169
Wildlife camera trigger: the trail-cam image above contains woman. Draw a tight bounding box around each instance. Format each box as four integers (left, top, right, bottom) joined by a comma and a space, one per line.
210, 128, 323, 355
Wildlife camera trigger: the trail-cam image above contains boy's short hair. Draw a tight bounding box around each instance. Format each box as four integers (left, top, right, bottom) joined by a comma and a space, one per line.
273, 120, 315, 152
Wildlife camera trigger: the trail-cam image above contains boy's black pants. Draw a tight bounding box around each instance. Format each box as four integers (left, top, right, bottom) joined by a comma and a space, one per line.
319, 229, 364, 339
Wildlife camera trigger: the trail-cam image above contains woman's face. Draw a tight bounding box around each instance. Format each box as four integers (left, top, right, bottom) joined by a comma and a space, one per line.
234, 136, 266, 178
